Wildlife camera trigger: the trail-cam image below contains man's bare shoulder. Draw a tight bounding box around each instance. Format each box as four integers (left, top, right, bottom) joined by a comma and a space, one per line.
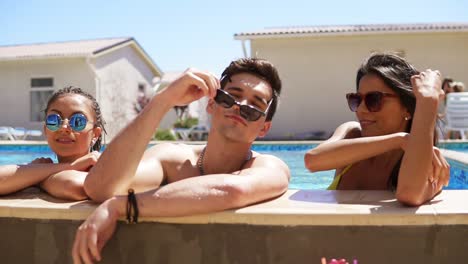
249, 152, 290, 175
145, 142, 204, 162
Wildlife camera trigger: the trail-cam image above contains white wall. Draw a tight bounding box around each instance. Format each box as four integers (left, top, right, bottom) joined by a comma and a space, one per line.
250, 32, 468, 139
0, 58, 94, 132
93, 45, 159, 140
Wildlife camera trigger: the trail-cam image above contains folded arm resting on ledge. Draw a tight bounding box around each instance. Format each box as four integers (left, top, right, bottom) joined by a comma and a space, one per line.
0, 152, 98, 200
305, 70, 449, 206
39, 170, 88, 200
0, 163, 70, 195
73, 156, 289, 263
396, 73, 449, 206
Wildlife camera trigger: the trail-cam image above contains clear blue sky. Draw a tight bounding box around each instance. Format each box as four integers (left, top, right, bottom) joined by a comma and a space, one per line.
2, 0, 467, 75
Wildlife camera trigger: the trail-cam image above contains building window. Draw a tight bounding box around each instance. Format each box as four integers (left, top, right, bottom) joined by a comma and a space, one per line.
138, 83, 146, 93
31, 78, 54, 87
135, 83, 149, 113
30, 77, 54, 122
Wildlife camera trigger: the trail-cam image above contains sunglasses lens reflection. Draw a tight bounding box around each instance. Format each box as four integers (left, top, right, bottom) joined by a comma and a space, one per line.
70, 114, 87, 132
347, 92, 386, 112
241, 106, 262, 121
46, 114, 61, 131
365, 92, 383, 112
346, 94, 361, 112
45, 114, 88, 132
214, 89, 265, 122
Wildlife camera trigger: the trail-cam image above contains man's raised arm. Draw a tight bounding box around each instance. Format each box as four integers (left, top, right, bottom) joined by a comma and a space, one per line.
84, 70, 219, 201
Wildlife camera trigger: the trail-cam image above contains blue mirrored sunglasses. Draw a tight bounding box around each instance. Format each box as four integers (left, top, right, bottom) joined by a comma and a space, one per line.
45, 113, 91, 132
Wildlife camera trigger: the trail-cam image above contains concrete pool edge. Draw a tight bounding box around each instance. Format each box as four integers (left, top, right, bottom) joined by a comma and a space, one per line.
1, 189, 467, 263
1, 188, 467, 226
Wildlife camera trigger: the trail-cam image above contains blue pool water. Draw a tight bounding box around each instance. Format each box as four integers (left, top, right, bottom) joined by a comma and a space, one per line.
0, 143, 467, 190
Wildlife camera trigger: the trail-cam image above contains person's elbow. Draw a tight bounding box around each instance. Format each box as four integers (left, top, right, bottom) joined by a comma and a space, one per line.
83, 171, 113, 202
84, 183, 112, 202
395, 188, 427, 207
63, 179, 88, 201
45, 177, 88, 201
221, 177, 289, 208
304, 150, 324, 172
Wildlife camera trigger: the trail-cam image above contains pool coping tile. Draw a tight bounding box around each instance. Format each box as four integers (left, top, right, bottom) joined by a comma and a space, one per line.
2, 189, 466, 227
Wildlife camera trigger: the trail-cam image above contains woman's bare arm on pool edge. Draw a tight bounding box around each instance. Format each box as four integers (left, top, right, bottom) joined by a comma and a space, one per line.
305, 121, 408, 172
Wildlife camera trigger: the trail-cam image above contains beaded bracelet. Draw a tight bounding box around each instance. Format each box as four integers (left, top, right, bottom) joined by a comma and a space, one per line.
126, 189, 139, 224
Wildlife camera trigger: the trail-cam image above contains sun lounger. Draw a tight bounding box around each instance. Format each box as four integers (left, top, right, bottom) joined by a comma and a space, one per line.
0, 127, 42, 140
173, 125, 209, 141
0, 127, 15, 140
446, 92, 468, 139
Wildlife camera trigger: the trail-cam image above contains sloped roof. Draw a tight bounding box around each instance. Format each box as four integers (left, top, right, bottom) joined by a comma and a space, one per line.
0, 37, 162, 76
0, 37, 132, 60
234, 23, 468, 40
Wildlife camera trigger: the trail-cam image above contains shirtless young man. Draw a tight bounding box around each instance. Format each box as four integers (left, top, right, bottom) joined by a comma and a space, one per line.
72, 58, 290, 263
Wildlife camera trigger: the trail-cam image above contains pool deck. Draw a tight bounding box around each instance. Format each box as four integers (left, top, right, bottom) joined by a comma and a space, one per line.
0, 188, 467, 263
1, 188, 467, 226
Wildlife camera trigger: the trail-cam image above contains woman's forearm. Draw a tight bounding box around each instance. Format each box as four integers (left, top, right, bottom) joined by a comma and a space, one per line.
397, 99, 438, 205
0, 163, 72, 195
305, 132, 407, 172
39, 170, 88, 200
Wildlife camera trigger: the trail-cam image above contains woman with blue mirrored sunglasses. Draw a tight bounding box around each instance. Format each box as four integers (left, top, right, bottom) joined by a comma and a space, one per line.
0, 86, 106, 201
45, 113, 93, 132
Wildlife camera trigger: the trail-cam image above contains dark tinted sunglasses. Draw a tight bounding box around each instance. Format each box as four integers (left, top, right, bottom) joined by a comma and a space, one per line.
214, 89, 272, 122
346, 91, 399, 112
45, 113, 92, 132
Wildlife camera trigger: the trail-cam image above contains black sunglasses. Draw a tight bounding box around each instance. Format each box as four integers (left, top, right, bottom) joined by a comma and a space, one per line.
214, 89, 272, 122
45, 113, 92, 132
346, 91, 399, 112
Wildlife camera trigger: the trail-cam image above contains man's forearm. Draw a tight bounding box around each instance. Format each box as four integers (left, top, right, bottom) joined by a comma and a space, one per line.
107, 174, 259, 219
84, 93, 173, 200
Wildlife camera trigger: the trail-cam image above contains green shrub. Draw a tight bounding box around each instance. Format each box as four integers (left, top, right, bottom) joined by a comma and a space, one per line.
154, 129, 176, 141
173, 117, 198, 128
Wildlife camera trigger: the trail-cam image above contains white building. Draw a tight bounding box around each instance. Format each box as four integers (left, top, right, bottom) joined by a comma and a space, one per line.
235, 23, 468, 139
0, 37, 163, 140
155, 71, 210, 131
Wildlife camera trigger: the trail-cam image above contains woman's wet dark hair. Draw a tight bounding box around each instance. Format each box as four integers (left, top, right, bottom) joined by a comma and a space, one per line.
44, 86, 106, 151
356, 53, 438, 189
356, 53, 419, 133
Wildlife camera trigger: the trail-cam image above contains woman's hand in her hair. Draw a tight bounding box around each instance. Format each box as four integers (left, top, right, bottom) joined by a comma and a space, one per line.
70, 151, 101, 172
29, 157, 54, 164
411, 69, 444, 103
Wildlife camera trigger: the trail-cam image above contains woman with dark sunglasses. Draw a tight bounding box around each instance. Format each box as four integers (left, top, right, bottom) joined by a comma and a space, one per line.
0, 86, 105, 200
305, 53, 449, 206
